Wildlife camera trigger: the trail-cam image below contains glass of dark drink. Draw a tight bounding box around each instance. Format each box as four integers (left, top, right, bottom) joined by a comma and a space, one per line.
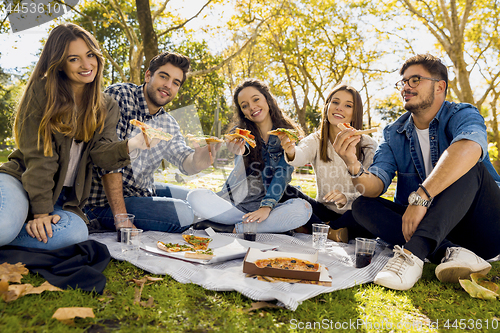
355, 237, 377, 268
243, 221, 257, 241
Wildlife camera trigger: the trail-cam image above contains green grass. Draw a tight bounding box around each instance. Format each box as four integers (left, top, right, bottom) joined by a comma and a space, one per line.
1, 261, 499, 332
1, 165, 499, 332
0, 149, 11, 164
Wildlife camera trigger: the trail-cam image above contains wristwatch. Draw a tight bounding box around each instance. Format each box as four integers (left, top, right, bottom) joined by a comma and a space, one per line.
408, 191, 433, 208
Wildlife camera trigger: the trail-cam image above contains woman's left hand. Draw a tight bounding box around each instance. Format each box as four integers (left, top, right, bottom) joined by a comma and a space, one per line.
243, 207, 271, 223
26, 213, 61, 243
323, 190, 347, 207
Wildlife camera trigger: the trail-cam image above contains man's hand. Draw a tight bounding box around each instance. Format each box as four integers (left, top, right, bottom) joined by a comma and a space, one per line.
188, 142, 222, 173
114, 216, 136, 230
322, 190, 347, 207
127, 132, 160, 153
277, 133, 296, 161
226, 138, 245, 155
26, 213, 61, 243
402, 205, 427, 242
243, 207, 272, 223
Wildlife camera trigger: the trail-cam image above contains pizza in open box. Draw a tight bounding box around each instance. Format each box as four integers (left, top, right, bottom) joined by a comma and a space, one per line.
254, 257, 320, 271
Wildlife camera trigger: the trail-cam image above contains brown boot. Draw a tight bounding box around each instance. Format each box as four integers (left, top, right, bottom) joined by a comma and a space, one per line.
328, 227, 348, 243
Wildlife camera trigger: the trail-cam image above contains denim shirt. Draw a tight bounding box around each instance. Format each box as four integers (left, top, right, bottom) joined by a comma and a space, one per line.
368, 101, 500, 206
218, 134, 294, 209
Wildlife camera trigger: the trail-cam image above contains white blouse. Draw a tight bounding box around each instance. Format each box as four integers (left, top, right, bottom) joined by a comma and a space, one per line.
285, 132, 378, 214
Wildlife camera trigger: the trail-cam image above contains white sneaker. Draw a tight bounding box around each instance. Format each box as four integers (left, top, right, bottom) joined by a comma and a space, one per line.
435, 247, 491, 283
374, 245, 424, 291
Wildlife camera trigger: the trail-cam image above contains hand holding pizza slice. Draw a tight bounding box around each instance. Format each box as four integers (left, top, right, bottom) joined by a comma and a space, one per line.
225, 128, 257, 148
130, 119, 174, 142
185, 134, 225, 144
267, 128, 301, 142
337, 122, 378, 135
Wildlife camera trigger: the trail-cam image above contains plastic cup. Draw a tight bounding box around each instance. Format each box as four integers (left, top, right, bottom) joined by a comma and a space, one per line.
120, 228, 143, 261
312, 223, 330, 250
355, 237, 377, 268
243, 221, 257, 241
115, 213, 135, 242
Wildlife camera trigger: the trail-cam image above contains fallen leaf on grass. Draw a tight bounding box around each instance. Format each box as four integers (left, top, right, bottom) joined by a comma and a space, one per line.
131, 276, 163, 306
471, 273, 499, 293
243, 301, 280, 313
459, 279, 499, 301
0, 262, 29, 283
1, 281, 63, 302
139, 296, 155, 308
52, 307, 95, 325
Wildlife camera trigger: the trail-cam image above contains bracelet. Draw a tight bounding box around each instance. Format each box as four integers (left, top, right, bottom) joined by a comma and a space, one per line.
418, 184, 433, 200
348, 162, 365, 178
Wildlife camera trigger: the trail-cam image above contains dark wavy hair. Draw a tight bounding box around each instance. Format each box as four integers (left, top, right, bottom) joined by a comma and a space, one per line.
318, 84, 365, 162
147, 52, 191, 86
231, 78, 303, 169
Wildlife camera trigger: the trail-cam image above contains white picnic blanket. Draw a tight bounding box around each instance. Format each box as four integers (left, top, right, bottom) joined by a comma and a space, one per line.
89, 231, 392, 311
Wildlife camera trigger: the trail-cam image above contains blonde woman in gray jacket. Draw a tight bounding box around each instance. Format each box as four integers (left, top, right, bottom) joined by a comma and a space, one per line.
0, 24, 151, 250
278, 84, 378, 242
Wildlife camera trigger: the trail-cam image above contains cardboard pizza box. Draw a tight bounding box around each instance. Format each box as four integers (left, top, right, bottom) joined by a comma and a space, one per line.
243, 248, 331, 282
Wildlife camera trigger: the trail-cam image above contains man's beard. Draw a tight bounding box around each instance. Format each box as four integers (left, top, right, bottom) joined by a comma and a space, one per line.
146, 84, 172, 109
404, 83, 435, 115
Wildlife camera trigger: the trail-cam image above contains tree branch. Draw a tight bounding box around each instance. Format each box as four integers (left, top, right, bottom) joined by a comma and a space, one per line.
157, 0, 213, 38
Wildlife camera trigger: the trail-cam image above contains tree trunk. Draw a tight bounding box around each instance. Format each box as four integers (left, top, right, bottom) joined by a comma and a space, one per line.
136, 0, 159, 70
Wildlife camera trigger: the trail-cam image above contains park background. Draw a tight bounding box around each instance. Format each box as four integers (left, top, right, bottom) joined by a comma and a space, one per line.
1, 0, 500, 174
1, 1, 500, 332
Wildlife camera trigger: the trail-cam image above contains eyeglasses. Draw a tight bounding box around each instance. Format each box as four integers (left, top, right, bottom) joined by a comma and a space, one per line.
395, 75, 441, 90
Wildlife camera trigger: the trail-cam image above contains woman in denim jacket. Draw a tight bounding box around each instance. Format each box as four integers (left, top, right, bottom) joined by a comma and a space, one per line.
187, 79, 312, 233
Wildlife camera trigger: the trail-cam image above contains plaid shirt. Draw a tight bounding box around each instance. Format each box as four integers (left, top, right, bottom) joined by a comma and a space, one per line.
86, 83, 194, 207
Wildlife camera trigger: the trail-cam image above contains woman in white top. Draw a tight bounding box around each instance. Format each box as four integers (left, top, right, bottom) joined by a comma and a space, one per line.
278, 84, 378, 241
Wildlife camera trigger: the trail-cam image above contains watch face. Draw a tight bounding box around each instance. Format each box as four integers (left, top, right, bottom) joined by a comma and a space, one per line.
408, 191, 418, 205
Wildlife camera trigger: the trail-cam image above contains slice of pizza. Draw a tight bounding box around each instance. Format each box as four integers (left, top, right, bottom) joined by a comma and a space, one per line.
130, 119, 174, 142
224, 128, 257, 148
337, 122, 378, 135
185, 134, 224, 144
254, 257, 320, 271
267, 128, 300, 142
184, 249, 215, 260
182, 234, 212, 251
157, 241, 194, 253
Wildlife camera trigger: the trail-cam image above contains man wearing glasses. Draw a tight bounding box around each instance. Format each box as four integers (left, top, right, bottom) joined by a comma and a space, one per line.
335, 53, 500, 290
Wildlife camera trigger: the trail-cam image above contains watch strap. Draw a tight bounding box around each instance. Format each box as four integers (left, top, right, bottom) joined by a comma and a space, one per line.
418, 184, 433, 200
349, 162, 365, 179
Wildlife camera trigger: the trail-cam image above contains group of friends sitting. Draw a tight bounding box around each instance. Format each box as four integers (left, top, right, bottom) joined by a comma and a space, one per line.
1, 23, 499, 292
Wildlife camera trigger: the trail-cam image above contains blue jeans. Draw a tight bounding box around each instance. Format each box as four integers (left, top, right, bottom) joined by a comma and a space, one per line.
84, 183, 193, 233
187, 188, 312, 233
0, 173, 88, 250
352, 163, 500, 263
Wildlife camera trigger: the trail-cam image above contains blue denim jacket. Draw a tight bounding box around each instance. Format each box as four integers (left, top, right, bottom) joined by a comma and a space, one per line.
219, 134, 294, 209
368, 101, 500, 206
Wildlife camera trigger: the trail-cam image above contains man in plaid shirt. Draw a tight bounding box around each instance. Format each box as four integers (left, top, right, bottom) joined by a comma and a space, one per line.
84, 52, 219, 232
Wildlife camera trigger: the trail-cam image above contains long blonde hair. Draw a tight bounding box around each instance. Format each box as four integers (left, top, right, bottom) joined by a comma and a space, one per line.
14, 23, 106, 156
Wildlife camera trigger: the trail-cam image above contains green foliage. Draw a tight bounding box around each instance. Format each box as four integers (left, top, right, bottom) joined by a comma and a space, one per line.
167, 40, 232, 136
0, 68, 22, 144
375, 92, 407, 124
